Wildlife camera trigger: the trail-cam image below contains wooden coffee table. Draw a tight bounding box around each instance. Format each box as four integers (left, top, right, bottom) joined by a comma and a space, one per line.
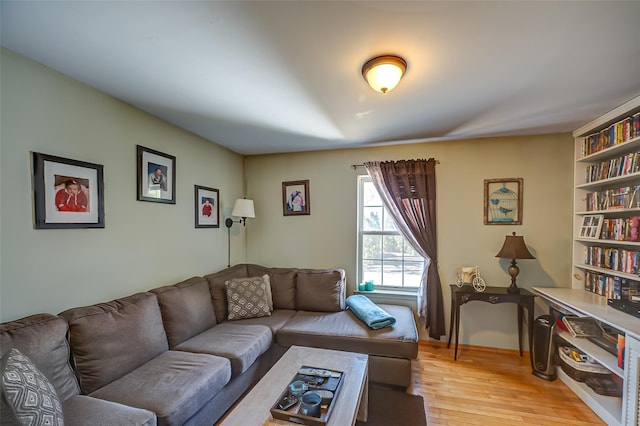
219, 345, 368, 426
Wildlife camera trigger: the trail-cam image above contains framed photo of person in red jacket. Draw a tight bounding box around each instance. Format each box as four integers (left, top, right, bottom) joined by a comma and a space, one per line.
195, 185, 219, 228
32, 152, 105, 229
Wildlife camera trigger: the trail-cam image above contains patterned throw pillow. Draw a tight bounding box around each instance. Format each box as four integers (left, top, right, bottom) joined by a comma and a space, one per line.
1, 348, 64, 426
225, 275, 272, 320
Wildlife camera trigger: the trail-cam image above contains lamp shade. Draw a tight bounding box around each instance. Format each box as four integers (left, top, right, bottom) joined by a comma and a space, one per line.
495, 232, 535, 260
362, 55, 407, 94
231, 198, 255, 219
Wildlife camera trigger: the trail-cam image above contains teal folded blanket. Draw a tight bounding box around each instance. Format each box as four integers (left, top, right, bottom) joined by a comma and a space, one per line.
346, 295, 396, 330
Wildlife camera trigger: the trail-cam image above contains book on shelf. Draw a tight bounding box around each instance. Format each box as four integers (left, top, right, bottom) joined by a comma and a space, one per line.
618, 334, 625, 369
562, 316, 604, 338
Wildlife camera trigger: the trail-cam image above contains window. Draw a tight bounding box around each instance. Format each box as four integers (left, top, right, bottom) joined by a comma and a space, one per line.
357, 176, 426, 290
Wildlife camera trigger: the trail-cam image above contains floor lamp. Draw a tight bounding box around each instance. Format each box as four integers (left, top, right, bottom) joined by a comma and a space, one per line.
225, 198, 255, 267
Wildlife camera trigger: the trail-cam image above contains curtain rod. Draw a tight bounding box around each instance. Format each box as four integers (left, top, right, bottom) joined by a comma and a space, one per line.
351, 160, 440, 170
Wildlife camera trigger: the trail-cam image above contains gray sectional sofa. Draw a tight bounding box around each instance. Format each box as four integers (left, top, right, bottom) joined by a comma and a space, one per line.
0, 264, 418, 426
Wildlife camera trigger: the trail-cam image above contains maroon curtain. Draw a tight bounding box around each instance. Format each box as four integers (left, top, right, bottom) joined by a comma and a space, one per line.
364, 159, 445, 339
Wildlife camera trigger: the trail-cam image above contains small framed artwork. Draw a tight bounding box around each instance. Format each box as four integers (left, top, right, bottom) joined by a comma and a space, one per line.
579, 214, 604, 240
282, 180, 310, 216
137, 145, 176, 204
484, 178, 523, 225
195, 185, 220, 228
32, 152, 105, 229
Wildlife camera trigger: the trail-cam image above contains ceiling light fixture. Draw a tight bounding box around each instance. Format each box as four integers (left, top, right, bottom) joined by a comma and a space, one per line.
361, 55, 407, 94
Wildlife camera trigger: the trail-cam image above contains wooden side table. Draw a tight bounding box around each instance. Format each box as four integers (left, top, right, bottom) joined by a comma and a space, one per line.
447, 284, 535, 369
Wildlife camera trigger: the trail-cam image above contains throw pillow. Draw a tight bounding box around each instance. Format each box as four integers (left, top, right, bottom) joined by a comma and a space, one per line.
226, 275, 273, 311
1, 348, 64, 426
225, 275, 272, 320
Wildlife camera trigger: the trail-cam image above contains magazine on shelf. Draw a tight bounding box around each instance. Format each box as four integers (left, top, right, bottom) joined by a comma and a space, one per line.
561, 316, 604, 338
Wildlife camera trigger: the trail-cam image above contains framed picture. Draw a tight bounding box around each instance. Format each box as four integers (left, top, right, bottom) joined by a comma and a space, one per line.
282, 180, 310, 216
484, 178, 523, 225
195, 185, 220, 228
32, 152, 105, 229
137, 145, 176, 204
579, 214, 604, 240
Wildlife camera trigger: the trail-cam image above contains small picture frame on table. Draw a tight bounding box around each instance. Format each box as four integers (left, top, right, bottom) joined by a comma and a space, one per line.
282, 180, 310, 216
32, 152, 105, 229
195, 185, 219, 228
137, 145, 176, 204
579, 214, 604, 240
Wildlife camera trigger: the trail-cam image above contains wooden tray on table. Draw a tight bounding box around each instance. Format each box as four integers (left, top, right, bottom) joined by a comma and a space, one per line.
270, 366, 344, 426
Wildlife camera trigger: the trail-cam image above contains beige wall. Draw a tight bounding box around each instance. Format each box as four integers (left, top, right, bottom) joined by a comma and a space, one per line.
0, 49, 247, 321
245, 135, 574, 347
0, 47, 576, 351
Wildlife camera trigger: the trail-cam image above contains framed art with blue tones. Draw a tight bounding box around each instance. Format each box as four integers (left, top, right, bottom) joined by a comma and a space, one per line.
484, 178, 523, 225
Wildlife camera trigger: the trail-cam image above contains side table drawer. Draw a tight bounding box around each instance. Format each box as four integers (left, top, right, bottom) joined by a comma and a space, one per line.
461, 292, 528, 304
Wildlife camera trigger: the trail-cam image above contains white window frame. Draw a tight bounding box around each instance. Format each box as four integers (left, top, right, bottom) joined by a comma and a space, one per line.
357, 175, 424, 292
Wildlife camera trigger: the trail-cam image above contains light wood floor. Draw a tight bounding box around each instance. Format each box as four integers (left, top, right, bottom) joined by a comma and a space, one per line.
409, 341, 605, 425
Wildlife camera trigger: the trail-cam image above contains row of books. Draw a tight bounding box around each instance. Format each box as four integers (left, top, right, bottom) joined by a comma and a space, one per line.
585, 185, 640, 211
585, 151, 640, 183
600, 217, 640, 242
584, 270, 640, 299
580, 112, 640, 157
583, 246, 640, 274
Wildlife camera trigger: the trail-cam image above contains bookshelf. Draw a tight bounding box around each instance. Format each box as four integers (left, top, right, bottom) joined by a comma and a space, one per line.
573, 96, 640, 299
534, 94, 640, 426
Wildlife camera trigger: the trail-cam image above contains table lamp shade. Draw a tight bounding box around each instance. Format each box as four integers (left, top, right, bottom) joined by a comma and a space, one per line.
495, 232, 535, 260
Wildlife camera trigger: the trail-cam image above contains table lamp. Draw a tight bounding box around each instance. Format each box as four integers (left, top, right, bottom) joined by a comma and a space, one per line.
495, 232, 535, 293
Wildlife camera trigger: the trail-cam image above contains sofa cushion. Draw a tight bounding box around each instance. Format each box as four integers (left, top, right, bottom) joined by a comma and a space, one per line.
221, 309, 297, 334
0, 313, 80, 401
204, 264, 249, 323
295, 268, 345, 312
150, 277, 217, 348
89, 351, 230, 426
276, 305, 418, 359
1, 348, 64, 425
225, 277, 272, 320
246, 265, 297, 310
63, 395, 156, 426
59, 293, 169, 394
174, 323, 272, 377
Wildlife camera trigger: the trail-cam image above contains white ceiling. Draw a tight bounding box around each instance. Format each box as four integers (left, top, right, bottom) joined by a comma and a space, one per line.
2, 1, 640, 155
